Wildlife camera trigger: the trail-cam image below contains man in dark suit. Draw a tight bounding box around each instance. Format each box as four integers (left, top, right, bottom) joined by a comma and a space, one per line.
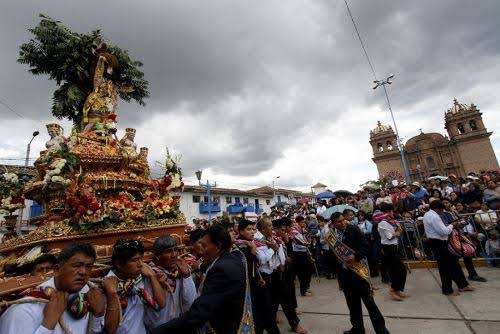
151, 224, 247, 334
330, 212, 390, 334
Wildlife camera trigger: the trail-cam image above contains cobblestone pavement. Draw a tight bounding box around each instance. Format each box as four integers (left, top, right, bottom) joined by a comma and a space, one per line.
278, 267, 500, 333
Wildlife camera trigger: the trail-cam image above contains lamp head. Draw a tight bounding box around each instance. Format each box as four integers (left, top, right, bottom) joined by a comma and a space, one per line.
195, 170, 202, 182
33, 131, 40, 137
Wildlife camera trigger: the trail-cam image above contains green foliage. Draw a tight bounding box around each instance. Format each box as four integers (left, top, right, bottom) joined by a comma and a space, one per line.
18, 14, 149, 124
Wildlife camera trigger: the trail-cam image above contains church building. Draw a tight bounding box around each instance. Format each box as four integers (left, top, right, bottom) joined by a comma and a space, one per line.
370, 99, 499, 181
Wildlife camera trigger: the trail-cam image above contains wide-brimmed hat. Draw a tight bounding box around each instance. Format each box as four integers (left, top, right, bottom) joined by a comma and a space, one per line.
411, 181, 421, 188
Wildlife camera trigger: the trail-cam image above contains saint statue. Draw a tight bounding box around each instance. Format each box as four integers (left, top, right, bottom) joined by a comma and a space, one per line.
45, 123, 66, 150
81, 43, 133, 133
120, 128, 138, 162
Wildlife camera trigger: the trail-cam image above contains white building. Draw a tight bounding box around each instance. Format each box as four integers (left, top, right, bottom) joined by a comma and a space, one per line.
311, 182, 327, 195
248, 186, 315, 206
178, 185, 274, 222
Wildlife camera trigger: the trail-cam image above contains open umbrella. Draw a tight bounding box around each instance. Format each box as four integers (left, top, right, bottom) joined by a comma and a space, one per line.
297, 198, 310, 205
316, 191, 336, 199
428, 175, 448, 181
320, 205, 358, 219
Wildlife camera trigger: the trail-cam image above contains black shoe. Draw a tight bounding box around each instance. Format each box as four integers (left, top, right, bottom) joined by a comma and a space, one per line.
343, 329, 365, 334
469, 275, 487, 282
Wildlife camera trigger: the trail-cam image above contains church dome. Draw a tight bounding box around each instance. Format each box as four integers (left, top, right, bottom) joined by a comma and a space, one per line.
447, 98, 471, 114
371, 121, 391, 135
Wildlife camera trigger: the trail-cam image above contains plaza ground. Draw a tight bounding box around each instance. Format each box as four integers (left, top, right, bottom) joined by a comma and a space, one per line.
278, 267, 500, 333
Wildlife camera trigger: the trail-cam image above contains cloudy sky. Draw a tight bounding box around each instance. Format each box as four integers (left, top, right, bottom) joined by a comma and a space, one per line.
0, 0, 499, 192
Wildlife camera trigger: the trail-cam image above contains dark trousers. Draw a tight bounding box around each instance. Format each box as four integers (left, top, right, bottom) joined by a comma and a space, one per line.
252, 273, 281, 334
340, 270, 389, 334
463, 256, 478, 278
293, 251, 312, 295
271, 270, 300, 329
285, 263, 298, 309
381, 244, 407, 292
367, 239, 379, 277
428, 239, 469, 294
321, 248, 336, 276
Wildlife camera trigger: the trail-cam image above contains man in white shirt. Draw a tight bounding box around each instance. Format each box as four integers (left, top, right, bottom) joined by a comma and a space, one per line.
316, 201, 327, 216
291, 216, 313, 297
254, 218, 281, 334
101, 239, 166, 334
144, 235, 196, 332
375, 190, 392, 208
377, 204, 407, 301
0, 243, 109, 334
423, 200, 473, 295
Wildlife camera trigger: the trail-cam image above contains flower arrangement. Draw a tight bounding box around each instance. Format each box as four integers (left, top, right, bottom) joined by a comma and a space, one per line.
65, 180, 105, 230
42, 158, 72, 188
156, 148, 184, 194
0, 172, 25, 215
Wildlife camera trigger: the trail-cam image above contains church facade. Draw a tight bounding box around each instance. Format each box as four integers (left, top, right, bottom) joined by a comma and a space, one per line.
370, 99, 499, 181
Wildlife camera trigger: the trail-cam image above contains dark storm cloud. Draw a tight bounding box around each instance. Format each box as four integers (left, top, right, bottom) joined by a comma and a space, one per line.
1, 0, 499, 183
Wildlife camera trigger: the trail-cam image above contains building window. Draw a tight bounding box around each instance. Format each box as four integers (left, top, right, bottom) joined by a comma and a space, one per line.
377, 143, 383, 152
204, 196, 209, 203
386, 141, 393, 151
213, 196, 220, 205
266, 199, 271, 205
457, 123, 465, 134
469, 120, 477, 131
243, 197, 249, 204
235, 197, 240, 204
426, 156, 436, 170
192, 195, 200, 203
226, 197, 232, 204
277, 195, 282, 203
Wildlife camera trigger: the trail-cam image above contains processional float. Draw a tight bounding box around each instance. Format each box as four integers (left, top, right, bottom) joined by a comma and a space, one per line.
0, 15, 186, 297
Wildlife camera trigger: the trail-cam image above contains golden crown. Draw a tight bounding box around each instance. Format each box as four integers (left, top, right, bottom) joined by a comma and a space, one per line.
125, 128, 136, 134
46, 123, 63, 132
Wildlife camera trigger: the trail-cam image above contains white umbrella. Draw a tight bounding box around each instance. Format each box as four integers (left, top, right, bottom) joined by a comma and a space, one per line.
427, 175, 448, 181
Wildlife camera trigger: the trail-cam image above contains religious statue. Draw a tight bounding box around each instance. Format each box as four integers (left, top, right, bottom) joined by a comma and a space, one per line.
45, 123, 66, 150
81, 43, 133, 133
129, 147, 150, 178
120, 128, 138, 162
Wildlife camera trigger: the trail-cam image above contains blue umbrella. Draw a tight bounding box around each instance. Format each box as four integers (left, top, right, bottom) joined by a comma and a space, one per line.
316, 191, 336, 199
321, 205, 358, 219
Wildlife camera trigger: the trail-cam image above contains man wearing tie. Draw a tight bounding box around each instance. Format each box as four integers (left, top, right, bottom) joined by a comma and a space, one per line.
330, 212, 389, 334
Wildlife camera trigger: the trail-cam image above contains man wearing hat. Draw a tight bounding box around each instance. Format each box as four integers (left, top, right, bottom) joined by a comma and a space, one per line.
144, 235, 197, 331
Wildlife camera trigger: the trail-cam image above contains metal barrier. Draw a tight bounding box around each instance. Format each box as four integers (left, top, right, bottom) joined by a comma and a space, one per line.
393, 210, 500, 266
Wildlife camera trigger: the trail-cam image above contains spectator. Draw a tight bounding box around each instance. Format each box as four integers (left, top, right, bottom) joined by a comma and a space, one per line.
429, 189, 443, 203
376, 190, 392, 207
483, 180, 500, 210
485, 231, 500, 267
358, 191, 374, 214
474, 202, 498, 232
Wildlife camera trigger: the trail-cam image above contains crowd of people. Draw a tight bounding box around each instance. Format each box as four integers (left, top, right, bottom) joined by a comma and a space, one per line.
0, 170, 498, 334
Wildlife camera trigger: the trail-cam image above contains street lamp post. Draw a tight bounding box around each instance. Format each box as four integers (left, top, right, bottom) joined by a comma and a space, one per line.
272, 176, 280, 205
17, 131, 40, 234
25, 131, 40, 167
195, 170, 217, 222
373, 75, 412, 184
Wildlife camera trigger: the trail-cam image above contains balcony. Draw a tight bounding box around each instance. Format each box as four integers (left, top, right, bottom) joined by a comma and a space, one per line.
199, 202, 221, 214
226, 203, 263, 214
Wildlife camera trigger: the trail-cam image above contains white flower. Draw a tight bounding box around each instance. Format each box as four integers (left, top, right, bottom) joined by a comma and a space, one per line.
3, 172, 19, 183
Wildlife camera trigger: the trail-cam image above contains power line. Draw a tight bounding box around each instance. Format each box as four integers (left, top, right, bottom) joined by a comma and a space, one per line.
343, 0, 378, 81
0, 98, 25, 119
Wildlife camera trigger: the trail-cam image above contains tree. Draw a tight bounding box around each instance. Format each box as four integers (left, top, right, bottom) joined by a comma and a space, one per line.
18, 14, 149, 124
